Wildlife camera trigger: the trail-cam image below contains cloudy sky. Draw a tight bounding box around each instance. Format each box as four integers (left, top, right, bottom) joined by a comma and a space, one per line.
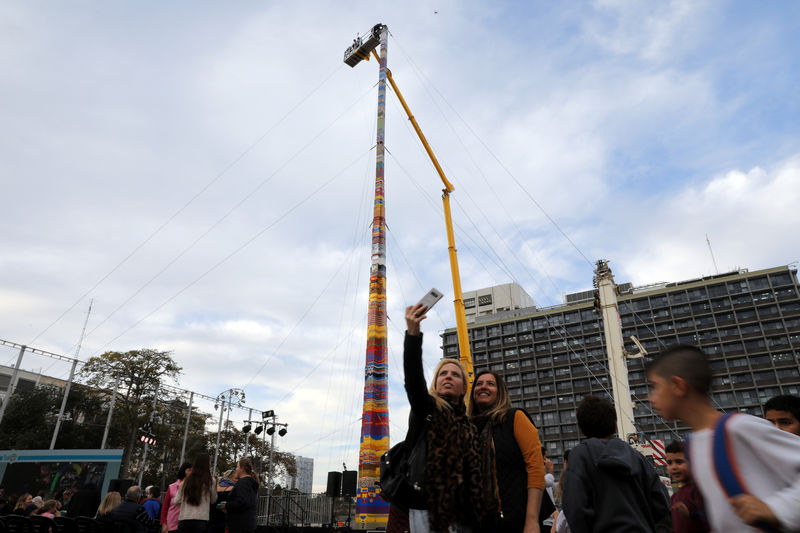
2, 1, 799, 490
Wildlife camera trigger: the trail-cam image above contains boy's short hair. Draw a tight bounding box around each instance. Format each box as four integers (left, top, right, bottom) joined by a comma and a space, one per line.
645, 344, 712, 395
577, 395, 616, 438
665, 440, 684, 454
764, 394, 800, 420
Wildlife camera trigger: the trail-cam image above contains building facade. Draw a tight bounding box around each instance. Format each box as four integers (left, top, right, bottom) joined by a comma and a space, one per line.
286, 455, 314, 494
442, 265, 800, 473
463, 283, 535, 323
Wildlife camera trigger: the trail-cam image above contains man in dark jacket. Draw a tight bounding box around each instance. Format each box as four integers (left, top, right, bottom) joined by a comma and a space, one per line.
562, 395, 670, 533
111, 485, 160, 533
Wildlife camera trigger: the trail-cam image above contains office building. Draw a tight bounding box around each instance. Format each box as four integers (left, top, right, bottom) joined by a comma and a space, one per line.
463, 283, 535, 323
442, 264, 800, 472
286, 455, 314, 494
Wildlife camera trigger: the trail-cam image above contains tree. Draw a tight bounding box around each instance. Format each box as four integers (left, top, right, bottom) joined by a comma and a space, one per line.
0, 383, 122, 450
80, 349, 182, 476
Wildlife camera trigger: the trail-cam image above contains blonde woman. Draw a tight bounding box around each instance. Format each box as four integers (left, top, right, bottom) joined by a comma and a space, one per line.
95, 491, 121, 524
403, 303, 487, 533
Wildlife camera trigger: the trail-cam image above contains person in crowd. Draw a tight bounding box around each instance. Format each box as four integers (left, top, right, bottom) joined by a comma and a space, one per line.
143, 485, 161, 520
161, 462, 192, 533
561, 395, 670, 533
403, 302, 488, 533
0, 494, 11, 516
647, 345, 800, 531
174, 453, 217, 532
664, 440, 709, 533
111, 485, 160, 532
12, 493, 32, 515
764, 394, 800, 436
225, 458, 260, 533
540, 449, 557, 531
95, 490, 121, 525
210, 469, 236, 533
24, 495, 43, 515
468, 370, 545, 533
551, 450, 571, 533
37, 499, 59, 518
60, 488, 75, 511
67, 478, 100, 518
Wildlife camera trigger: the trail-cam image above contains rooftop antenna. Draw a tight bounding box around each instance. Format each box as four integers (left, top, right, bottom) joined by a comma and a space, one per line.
706, 234, 719, 275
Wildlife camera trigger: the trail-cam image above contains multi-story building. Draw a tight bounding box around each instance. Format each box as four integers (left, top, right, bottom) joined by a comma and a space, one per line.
442, 265, 800, 474
286, 455, 314, 494
1, 364, 68, 401
463, 283, 535, 323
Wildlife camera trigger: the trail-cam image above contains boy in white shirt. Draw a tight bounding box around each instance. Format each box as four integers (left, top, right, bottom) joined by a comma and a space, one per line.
646, 344, 800, 532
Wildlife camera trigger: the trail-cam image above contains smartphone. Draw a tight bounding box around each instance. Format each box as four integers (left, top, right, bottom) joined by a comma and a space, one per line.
417, 288, 444, 314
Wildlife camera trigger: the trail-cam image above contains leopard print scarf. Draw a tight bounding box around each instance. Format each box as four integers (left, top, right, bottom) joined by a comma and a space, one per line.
424, 400, 489, 532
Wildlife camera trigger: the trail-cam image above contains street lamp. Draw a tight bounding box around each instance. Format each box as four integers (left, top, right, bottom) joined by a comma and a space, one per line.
212, 388, 245, 476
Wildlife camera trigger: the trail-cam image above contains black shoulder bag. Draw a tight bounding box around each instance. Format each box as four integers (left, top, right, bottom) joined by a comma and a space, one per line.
379, 418, 428, 509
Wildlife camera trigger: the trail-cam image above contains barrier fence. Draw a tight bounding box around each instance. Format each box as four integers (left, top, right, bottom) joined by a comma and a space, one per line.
258, 492, 336, 526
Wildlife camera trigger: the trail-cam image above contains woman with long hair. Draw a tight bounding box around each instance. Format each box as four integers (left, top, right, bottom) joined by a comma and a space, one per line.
469, 370, 546, 533
175, 453, 217, 532
12, 493, 32, 515
225, 458, 260, 533
95, 491, 121, 523
403, 302, 487, 533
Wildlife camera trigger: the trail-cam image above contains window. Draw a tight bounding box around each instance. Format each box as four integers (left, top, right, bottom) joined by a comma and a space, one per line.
712, 298, 731, 310
692, 302, 711, 313
777, 368, 800, 379
538, 369, 553, 379
506, 361, 519, 369
518, 321, 532, 332
478, 294, 493, 306
732, 294, 752, 305
560, 410, 576, 423
780, 302, 800, 313
740, 324, 761, 335
749, 277, 770, 290
506, 374, 520, 383
708, 284, 728, 297
736, 390, 758, 404
523, 385, 538, 394
754, 370, 776, 382
464, 297, 476, 308
728, 357, 748, 368
770, 273, 793, 286
557, 381, 572, 392
687, 288, 707, 301
522, 372, 536, 380
488, 326, 501, 336
542, 412, 558, 425
503, 323, 516, 334
670, 292, 688, 304
727, 280, 749, 294
505, 348, 518, 357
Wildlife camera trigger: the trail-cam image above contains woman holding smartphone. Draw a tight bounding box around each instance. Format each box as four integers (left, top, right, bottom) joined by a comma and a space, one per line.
403, 302, 488, 533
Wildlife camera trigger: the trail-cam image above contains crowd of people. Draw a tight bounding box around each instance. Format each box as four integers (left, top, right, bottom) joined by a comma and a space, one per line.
0, 456, 261, 533
397, 302, 800, 533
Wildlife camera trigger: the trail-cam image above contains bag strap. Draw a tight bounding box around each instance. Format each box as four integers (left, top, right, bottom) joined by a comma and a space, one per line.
712, 413, 781, 533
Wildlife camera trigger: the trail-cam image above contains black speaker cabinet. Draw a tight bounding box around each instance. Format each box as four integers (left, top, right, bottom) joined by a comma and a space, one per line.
341, 470, 357, 497
325, 471, 342, 497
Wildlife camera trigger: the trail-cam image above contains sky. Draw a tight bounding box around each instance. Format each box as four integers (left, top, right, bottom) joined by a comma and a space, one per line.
1, 1, 799, 491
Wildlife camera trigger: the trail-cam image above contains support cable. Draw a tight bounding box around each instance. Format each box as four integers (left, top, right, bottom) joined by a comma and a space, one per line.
90, 148, 372, 354
28, 64, 346, 347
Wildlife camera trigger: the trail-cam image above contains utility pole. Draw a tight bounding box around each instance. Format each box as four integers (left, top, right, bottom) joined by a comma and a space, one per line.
212, 388, 245, 476
180, 391, 194, 465
101, 379, 119, 449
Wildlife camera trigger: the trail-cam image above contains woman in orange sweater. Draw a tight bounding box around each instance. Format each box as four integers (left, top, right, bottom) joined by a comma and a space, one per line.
469, 370, 546, 533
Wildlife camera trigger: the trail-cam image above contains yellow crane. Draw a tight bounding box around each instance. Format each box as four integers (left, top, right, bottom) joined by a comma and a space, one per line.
368, 49, 475, 389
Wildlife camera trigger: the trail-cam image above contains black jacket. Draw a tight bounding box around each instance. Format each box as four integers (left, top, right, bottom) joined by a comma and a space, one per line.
226, 476, 259, 532
110, 500, 159, 533
562, 437, 670, 533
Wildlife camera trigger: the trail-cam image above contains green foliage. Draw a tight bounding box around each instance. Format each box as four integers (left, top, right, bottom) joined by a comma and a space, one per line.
80, 349, 183, 476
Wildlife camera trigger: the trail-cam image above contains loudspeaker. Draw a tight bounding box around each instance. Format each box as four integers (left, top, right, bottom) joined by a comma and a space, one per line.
108, 478, 135, 495
325, 471, 342, 497
341, 470, 357, 497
